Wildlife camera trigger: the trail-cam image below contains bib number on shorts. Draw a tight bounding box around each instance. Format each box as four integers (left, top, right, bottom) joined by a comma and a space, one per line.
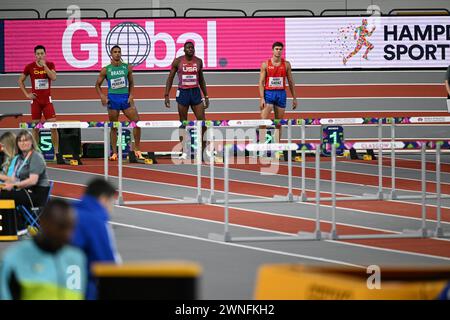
35, 79, 49, 90
182, 74, 197, 86
111, 77, 126, 90
268, 77, 283, 88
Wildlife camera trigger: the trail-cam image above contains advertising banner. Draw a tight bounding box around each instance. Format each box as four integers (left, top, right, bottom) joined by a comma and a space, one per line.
2, 16, 449, 72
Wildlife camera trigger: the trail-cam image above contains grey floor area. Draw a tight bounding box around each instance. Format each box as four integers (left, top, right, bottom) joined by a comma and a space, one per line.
1, 70, 450, 299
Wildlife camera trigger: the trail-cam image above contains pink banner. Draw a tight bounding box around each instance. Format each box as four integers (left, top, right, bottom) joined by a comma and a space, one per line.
4, 18, 284, 72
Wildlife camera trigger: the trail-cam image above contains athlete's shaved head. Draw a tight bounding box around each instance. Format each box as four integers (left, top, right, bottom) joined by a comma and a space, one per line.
39, 199, 76, 252
184, 42, 195, 57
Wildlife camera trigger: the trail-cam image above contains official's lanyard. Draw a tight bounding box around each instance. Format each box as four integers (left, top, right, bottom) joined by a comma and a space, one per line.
13, 151, 33, 178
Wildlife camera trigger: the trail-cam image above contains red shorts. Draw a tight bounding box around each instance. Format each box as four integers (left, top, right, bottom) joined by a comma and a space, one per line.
31, 95, 56, 121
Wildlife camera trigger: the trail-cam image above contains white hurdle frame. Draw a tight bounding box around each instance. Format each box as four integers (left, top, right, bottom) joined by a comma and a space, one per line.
209, 143, 328, 242
210, 120, 299, 205
116, 120, 205, 206
328, 141, 450, 240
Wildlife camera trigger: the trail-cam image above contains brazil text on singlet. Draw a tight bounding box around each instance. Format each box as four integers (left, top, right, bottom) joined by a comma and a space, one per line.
106, 63, 129, 94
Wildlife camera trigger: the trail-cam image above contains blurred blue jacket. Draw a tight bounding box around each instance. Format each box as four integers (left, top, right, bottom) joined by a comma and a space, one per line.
71, 195, 121, 300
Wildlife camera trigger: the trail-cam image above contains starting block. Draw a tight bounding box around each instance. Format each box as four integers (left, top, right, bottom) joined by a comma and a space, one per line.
363, 155, 372, 161
128, 151, 158, 164
69, 159, 79, 166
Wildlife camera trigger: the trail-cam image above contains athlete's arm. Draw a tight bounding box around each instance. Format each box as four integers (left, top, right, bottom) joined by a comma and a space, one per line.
198, 59, 209, 109
258, 62, 267, 110
369, 26, 376, 36
41, 62, 56, 81
127, 65, 135, 106
446, 80, 450, 96
286, 61, 297, 110
18, 73, 36, 100
164, 58, 179, 108
95, 67, 108, 106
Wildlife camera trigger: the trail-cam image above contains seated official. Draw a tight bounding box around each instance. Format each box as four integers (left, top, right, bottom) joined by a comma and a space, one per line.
0, 132, 18, 183
0, 131, 50, 230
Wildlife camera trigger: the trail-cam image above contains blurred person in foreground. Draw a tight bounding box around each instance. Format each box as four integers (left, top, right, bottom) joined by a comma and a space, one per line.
71, 178, 122, 300
0, 132, 18, 183
0, 199, 87, 300
0, 130, 50, 233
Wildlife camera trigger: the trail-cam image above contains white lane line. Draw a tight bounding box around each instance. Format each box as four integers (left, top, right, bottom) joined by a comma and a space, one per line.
109, 221, 368, 268
2, 70, 445, 75
0, 97, 445, 103
127, 162, 450, 212
52, 193, 366, 268
53, 186, 450, 263
50, 168, 450, 241
0, 83, 443, 89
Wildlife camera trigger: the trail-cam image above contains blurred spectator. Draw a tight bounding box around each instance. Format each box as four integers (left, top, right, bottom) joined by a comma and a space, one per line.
0, 132, 17, 183
0, 199, 87, 300
0, 130, 50, 232
72, 178, 122, 300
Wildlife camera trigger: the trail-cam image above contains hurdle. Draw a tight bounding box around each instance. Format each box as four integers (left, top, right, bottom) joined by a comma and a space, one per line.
208, 143, 328, 242
115, 120, 205, 205
209, 139, 449, 243
327, 140, 450, 240
20, 121, 110, 180
289, 116, 450, 203
206, 119, 300, 204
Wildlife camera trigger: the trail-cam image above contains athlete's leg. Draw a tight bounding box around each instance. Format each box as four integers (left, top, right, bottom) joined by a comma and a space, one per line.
30, 100, 42, 147
122, 107, 141, 152
260, 103, 273, 144
42, 102, 59, 154
273, 106, 286, 144
107, 109, 120, 157
191, 102, 207, 152
177, 104, 189, 153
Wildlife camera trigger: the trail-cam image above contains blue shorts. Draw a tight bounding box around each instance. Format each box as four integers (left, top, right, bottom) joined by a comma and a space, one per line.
107, 93, 130, 111
176, 87, 202, 107
264, 90, 287, 108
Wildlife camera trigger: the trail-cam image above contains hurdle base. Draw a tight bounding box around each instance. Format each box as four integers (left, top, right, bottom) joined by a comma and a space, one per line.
299, 192, 308, 202
431, 228, 450, 238
215, 195, 295, 204
332, 230, 430, 240
121, 197, 203, 206
363, 192, 386, 200
304, 195, 381, 202
208, 232, 231, 242
390, 190, 398, 200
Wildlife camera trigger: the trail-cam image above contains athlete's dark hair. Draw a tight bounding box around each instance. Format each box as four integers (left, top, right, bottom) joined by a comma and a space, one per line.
110, 45, 121, 53
272, 42, 284, 49
85, 178, 117, 199
184, 41, 194, 48
34, 45, 46, 53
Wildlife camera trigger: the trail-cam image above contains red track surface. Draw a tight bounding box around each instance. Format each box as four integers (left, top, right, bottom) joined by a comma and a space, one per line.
51, 173, 450, 259
0, 84, 447, 100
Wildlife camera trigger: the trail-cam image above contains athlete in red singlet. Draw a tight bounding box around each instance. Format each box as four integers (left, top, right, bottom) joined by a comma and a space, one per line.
18, 45, 62, 164
164, 41, 209, 160
259, 41, 297, 147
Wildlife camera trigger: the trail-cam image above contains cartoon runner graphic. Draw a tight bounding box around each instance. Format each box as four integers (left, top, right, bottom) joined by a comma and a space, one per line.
343, 19, 376, 65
